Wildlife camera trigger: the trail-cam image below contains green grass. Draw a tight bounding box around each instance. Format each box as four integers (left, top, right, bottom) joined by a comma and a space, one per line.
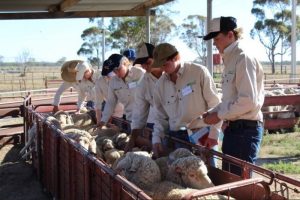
262, 161, 300, 174
260, 132, 300, 174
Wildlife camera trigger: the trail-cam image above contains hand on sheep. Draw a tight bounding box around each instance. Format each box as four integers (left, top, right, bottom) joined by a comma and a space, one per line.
96, 121, 106, 129
152, 143, 165, 159
124, 129, 140, 153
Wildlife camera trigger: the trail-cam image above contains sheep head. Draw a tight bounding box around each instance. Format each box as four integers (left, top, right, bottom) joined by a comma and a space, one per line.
170, 156, 214, 189
168, 148, 194, 163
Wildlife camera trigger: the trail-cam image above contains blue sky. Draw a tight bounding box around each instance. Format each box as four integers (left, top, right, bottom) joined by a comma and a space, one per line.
0, 0, 298, 63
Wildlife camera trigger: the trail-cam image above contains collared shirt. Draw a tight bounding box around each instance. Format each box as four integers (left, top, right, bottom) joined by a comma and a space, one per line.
53, 69, 100, 109
215, 40, 264, 122
101, 65, 145, 123
131, 72, 158, 130
152, 62, 220, 144
94, 76, 124, 117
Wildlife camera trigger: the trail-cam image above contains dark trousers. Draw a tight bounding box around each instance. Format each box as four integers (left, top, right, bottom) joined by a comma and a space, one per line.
222, 120, 263, 177
164, 130, 192, 150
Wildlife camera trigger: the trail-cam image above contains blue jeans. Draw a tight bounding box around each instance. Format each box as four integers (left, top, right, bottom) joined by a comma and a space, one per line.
222, 120, 263, 177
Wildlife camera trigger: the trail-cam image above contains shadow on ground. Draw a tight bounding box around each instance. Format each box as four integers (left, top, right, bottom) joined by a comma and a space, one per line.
0, 144, 51, 200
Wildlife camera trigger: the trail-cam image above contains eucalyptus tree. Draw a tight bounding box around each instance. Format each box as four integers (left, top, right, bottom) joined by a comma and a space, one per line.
180, 15, 207, 65
77, 26, 103, 67
251, 0, 300, 74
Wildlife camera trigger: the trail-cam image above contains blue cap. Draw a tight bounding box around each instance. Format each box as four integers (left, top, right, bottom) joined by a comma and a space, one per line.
123, 49, 136, 61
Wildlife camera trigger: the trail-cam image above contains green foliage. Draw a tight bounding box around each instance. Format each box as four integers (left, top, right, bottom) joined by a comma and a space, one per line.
180, 15, 207, 65
251, 0, 299, 74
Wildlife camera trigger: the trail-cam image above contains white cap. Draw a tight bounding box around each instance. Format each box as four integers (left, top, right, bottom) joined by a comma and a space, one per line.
75, 62, 91, 81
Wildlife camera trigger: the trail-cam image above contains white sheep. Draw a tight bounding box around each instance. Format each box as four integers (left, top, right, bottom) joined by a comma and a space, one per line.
113, 151, 161, 190
168, 148, 195, 162
71, 111, 95, 129
145, 181, 228, 200
64, 128, 96, 154
53, 110, 74, 126
104, 149, 124, 167
112, 132, 130, 150
166, 155, 214, 190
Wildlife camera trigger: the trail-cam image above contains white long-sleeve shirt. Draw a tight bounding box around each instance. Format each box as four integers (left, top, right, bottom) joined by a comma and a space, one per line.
131, 72, 158, 130
214, 40, 264, 122
152, 62, 221, 144
101, 66, 145, 123
94, 76, 124, 118
53, 69, 100, 110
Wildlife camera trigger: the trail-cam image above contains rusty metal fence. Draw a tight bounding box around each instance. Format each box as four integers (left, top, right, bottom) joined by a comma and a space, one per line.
22, 100, 300, 200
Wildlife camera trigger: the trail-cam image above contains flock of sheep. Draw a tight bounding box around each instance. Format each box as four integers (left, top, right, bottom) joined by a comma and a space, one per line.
263, 84, 300, 120
20, 109, 234, 199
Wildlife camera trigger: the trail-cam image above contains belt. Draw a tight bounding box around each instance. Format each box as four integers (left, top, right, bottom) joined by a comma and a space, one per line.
227, 119, 263, 129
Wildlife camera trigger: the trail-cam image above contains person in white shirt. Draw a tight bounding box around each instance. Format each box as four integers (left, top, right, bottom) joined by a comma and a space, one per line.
52, 60, 100, 114
151, 43, 221, 159
98, 54, 145, 130
125, 42, 163, 152
203, 16, 264, 177
94, 59, 124, 126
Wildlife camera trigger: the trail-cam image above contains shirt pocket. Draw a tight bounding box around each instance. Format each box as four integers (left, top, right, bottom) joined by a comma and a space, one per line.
221, 73, 235, 85
164, 95, 178, 117
115, 87, 131, 104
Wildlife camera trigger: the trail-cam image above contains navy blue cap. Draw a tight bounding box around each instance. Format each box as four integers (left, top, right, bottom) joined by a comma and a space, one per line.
107, 53, 124, 71
101, 59, 112, 76
203, 16, 237, 40
123, 49, 136, 61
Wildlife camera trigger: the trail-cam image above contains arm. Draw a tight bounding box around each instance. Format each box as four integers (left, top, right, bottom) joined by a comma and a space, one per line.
218, 55, 261, 120
94, 79, 106, 124
52, 82, 73, 112
101, 80, 118, 123
131, 82, 150, 130
152, 86, 169, 158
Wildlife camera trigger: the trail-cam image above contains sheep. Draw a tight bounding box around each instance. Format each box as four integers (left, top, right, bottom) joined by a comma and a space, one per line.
104, 149, 124, 167
112, 132, 130, 150
145, 181, 229, 200
155, 156, 169, 180
166, 155, 214, 190
53, 110, 74, 126
63, 128, 96, 154
92, 125, 120, 138
71, 111, 95, 129
168, 148, 195, 162
45, 115, 62, 129
113, 151, 161, 190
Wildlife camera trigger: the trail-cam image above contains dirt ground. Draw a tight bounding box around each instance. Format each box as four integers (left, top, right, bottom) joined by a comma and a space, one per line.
0, 143, 51, 200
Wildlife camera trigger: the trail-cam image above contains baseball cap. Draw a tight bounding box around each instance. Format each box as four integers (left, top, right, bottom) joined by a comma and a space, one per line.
107, 53, 124, 71
123, 49, 136, 61
75, 61, 91, 81
101, 59, 113, 76
134, 43, 155, 65
151, 43, 178, 68
203, 16, 237, 41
